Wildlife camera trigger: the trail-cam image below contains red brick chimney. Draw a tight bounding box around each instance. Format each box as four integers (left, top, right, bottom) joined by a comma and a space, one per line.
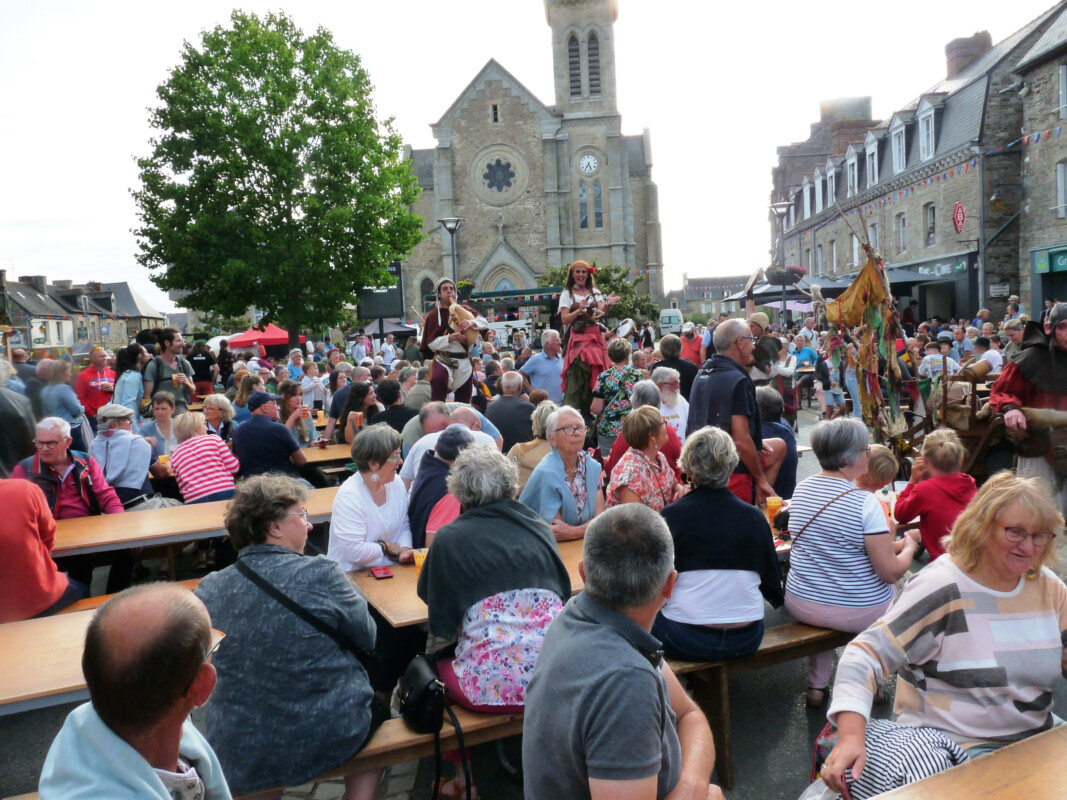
946, 32, 992, 78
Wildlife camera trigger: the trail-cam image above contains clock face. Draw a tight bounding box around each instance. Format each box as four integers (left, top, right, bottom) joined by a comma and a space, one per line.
579, 154, 599, 174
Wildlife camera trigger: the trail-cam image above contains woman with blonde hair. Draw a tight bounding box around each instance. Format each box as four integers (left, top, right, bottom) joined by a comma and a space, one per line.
202, 393, 236, 443
822, 472, 1067, 795
894, 427, 977, 560
170, 412, 240, 505
605, 405, 686, 511
231, 372, 262, 425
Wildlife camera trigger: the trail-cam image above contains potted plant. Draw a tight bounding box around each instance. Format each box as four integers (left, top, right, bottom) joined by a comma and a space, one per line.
456, 280, 476, 302
765, 265, 807, 285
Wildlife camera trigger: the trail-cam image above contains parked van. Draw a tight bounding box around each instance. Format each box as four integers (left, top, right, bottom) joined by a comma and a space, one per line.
658, 308, 683, 337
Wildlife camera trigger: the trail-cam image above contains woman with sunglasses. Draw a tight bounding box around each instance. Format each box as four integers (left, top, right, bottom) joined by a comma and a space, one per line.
519, 405, 604, 541
820, 472, 1067, 797
784, 417, 919, 708
195, 473, 386, 799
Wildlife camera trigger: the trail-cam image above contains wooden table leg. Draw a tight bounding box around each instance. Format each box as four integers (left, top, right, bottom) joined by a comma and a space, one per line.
690, 665, 733, 790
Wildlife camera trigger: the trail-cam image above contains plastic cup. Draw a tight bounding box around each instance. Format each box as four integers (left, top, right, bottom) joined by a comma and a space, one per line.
172, 374, 182, 387
316, 409, 325, 423
766, 496, 783, 527
353, 411, 364, 429
157, 454, 170, 466
300, 405, 311, 419
412, 548, 428, 574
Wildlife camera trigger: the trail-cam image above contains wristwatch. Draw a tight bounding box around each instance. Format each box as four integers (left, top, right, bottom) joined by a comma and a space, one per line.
378, 541, 389, 557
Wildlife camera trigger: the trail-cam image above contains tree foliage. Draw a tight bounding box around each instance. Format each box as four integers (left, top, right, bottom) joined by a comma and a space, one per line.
132, 11, 423, 346
537, 263, 658, 324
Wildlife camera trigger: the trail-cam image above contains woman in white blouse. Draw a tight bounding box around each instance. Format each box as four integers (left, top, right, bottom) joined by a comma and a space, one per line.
328, 422, 422, 699
329, 423, 412, 569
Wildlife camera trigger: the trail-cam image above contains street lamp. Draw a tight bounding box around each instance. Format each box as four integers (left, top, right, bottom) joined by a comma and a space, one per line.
438, 217, 465, 284
769, 201, 792, 326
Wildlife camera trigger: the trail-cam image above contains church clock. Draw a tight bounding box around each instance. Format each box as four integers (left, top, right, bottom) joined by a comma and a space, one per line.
579, 154, 599, 174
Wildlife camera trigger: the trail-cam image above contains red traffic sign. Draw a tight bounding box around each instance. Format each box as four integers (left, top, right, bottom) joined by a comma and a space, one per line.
952, 201, 966, 233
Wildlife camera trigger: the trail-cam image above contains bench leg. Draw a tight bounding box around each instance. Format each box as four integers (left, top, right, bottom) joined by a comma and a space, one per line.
690, 665, 733, 790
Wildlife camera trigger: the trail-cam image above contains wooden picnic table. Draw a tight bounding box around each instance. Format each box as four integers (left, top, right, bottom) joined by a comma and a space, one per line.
349, 533, 794, 628
0, 612, 222, 717
53, 487, 339, 557
187, 402, 203, 412
303, 443, 352, 466
875, 724, 1067, 799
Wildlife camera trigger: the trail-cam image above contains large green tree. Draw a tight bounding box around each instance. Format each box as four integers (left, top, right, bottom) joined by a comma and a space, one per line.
537, 263, 658, 325
132, 11, 423, 346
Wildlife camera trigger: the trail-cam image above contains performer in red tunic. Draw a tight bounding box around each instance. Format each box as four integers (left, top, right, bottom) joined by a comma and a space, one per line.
419, 278, 484, 403
558, 261, 619, 417
989, 303, 1067, 511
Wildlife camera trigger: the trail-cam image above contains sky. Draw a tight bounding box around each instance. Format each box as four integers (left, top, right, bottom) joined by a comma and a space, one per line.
0, 0, 1060, 314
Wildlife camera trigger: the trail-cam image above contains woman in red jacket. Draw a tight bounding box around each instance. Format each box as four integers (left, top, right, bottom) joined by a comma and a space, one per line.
894, 428, 977, 559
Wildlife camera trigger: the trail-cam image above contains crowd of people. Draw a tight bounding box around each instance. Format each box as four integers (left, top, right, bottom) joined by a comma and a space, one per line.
4, 281, 1067, 800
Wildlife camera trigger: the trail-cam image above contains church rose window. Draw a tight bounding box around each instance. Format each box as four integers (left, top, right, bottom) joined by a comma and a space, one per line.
484, 159, 516, 192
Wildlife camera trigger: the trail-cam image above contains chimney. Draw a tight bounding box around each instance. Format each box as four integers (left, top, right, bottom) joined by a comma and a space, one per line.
18, 275, 48, 293
52, 280, 73, 290
946, 32, 992, 78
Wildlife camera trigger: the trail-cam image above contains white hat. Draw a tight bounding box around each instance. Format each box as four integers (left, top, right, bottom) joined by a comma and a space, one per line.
682, 321, 695, 333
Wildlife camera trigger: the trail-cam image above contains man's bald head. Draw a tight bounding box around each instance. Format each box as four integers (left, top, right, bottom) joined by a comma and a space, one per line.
420, 401, 451, 435
82, 584, 212, 738
351, 366, 371, 382
35, 358, 53, 380
11, 348, 27, 363
450, 406, 481, 430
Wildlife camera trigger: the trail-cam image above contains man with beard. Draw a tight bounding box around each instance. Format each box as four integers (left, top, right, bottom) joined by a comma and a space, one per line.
652, 366, 688, 440
989, 303, 1067, 514
679, 322, 702, 366
688, 319, 786, 505
650, 334, 698, 401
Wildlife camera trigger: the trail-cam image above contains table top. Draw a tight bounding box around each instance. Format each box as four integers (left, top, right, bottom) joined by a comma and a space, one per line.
53, 486, 339, 556
303, 443, 352, 465
348, 538, 586, 628
187, 402, 203, 412
875, 724, 1067, 799
0, 610, 94, 715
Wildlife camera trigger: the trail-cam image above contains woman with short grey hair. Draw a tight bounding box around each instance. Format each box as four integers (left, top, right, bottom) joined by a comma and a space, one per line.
507, 400, 558, 493
520, 405, 604, 540
418, 446, 571, 798
785, 417, 919, 707
195, 473, 386, 798
653, 426, 785, 662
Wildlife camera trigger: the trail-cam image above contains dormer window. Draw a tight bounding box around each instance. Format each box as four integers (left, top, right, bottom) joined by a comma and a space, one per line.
802, 178, 811, 220
892, 129, 906, 173
846, 155, 858, 198
814, 169, 824, 213
918, 106, 935, 161
866, 147, 878, 188
826, 166, 836, 205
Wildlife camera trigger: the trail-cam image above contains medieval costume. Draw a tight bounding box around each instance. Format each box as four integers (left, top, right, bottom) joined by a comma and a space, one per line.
558, 262, 614, 417
419, 278, 486, 403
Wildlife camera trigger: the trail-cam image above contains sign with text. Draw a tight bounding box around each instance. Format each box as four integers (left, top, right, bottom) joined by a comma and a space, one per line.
952, 201, 966, 234
989, 283, 1011, 298
356, 261, 404, 319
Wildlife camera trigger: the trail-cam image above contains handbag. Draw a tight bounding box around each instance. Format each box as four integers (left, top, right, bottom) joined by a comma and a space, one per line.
235, 559, 381, 679
400, 654, 471, 800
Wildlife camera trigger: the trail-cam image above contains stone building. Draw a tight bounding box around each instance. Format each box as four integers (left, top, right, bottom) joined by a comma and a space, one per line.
772, 6, 1063, 321
664, 273, 749, 318
1014, 4, 1067, 307
400, 0, 664, 314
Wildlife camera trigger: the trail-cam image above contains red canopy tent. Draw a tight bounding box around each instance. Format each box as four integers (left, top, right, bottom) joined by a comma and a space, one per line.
225, 323, 305, 348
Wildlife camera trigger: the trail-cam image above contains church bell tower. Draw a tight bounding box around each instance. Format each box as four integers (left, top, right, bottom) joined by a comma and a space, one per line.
544, 0, 619, 118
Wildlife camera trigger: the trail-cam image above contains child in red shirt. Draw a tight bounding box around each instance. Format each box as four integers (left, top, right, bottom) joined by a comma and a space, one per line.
894, 429, 977, 559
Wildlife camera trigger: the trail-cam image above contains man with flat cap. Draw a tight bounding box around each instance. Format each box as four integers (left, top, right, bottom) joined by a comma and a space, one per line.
39, 583, 231, 799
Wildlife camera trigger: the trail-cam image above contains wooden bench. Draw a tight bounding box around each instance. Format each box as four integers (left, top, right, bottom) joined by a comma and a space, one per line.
668, 622, 853, 790
57, 579, 202, 615
2, 707, 523, 800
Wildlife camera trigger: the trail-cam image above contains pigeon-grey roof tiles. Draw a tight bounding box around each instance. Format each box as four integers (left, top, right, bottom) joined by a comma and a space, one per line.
1016, 4, 1067, 72
101, 282, 164, 319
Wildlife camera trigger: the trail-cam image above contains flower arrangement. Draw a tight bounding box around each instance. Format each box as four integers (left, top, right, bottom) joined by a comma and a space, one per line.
765, 264, 807, 285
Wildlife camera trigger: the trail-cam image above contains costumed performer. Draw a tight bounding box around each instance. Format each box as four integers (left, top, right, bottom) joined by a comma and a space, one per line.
419, 277, 486, 403
558, 261, 619, 418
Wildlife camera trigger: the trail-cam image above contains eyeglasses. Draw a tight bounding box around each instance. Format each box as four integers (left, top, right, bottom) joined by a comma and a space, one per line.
659, 381, 680, 388
1002, 525, 1056, 548
558, 424, 587, 436
181, 636, 223, 697
287, 508, 310, 524
736, 336, 759, 345
33, 439, 64, 449
386, 452, 402, 464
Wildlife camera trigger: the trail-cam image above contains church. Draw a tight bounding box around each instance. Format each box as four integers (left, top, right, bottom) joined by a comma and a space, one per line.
400, 0, 664, 313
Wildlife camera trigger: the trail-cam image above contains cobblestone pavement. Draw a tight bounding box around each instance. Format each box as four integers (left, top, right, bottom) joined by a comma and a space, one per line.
281, 759, 418, 800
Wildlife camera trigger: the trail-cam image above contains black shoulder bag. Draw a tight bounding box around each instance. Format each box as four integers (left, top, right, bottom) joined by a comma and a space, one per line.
400, 655, 472, 800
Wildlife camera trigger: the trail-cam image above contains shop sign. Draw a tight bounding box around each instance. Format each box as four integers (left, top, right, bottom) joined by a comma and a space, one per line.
101, 325, 110, 336
77, 326, 88, 341
918, 261, 958, 277
953, 201, 966, 234
989, 283, 1011, 298
1036, 251, 1050, 273
1052, 250, 1067, 273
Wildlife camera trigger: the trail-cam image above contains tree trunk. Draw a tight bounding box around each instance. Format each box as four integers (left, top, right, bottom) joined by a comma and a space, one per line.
288, 325, 302, 351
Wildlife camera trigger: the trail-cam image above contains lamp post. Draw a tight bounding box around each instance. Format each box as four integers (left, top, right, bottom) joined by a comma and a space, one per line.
438, 217, 465, 285
769, 201, 792, 326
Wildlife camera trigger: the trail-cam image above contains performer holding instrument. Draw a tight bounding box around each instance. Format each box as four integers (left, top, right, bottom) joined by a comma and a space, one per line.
558, 261, 620, 417
419, 277, 487, 402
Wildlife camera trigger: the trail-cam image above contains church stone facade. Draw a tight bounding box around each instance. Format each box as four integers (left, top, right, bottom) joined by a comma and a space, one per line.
401, 0, 664, 311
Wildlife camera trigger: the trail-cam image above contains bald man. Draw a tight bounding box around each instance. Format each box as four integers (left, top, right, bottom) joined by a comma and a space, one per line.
40, 584, 232, 799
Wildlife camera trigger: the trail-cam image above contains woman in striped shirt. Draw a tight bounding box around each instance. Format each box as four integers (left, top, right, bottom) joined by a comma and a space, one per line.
784, 418, 919, 707
170, 412, 241, 504
820, 472, 1067, 795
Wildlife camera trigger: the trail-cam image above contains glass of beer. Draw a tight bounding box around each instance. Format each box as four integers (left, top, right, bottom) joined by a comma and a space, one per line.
352, 411, 364, 429
766, 496, 783, 529
300, 405, 311, 419
413, 548, 429, 575
172, 373, 182, 388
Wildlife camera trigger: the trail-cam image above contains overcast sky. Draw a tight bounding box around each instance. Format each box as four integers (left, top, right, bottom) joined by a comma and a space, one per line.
0, 0, 1057, 313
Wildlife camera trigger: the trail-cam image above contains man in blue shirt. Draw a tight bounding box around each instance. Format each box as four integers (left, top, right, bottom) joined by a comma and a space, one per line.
232, 392, 307, 477
519, 329, 564, 403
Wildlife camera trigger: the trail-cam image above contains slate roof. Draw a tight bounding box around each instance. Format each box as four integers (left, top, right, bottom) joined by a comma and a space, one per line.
1016, 3, 1067, 71
4, 281, 70, 317
101, 282, 164, 319
409, 149, 435, 189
